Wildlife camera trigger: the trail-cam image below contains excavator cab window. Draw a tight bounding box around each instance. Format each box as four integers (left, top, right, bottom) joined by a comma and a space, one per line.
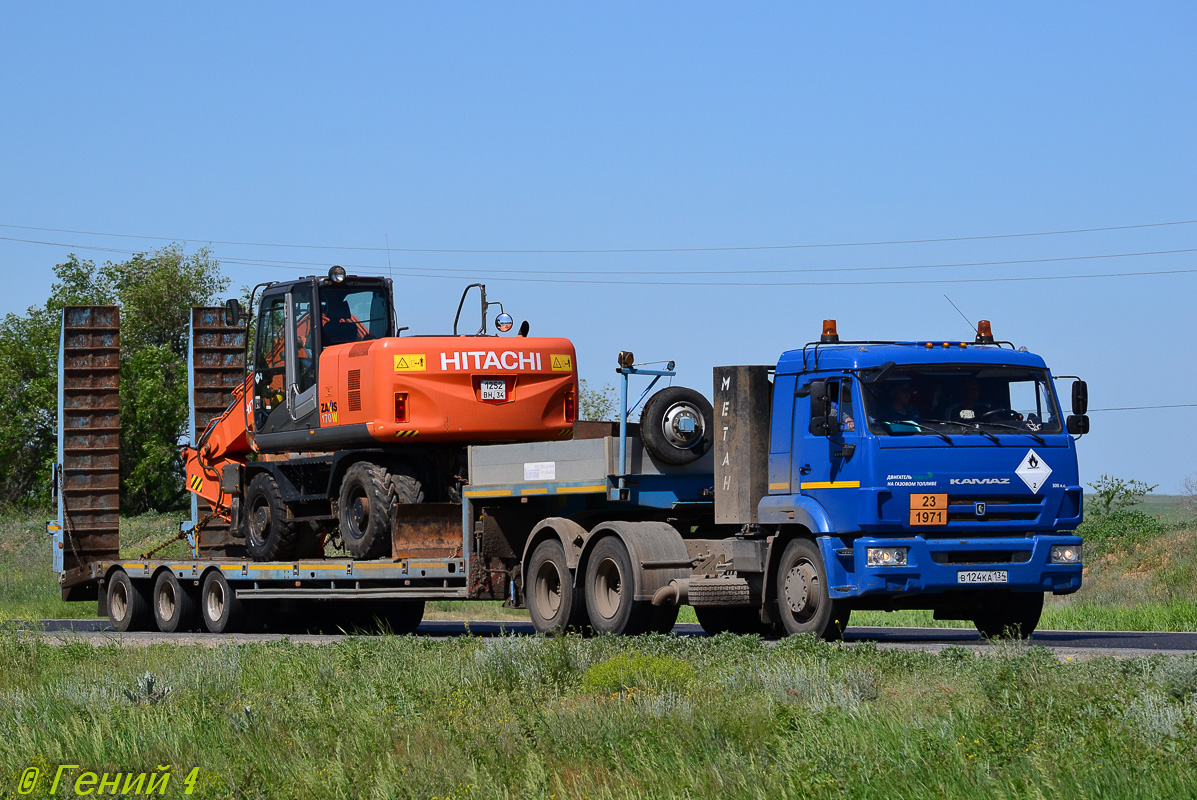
319, 286, 391, 348
254, 294, 288, 428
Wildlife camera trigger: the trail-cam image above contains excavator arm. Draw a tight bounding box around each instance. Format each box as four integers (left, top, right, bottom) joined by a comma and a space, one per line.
182, 376, 254, 520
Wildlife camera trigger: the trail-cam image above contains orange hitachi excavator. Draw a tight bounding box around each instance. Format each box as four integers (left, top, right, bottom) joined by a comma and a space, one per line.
183, 267, 577, 561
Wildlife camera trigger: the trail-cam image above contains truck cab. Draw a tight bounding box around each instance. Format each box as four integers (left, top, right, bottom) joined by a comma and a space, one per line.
755, 323, 1087, 634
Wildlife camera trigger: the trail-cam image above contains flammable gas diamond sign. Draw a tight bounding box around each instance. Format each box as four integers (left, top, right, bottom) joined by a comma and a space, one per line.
1015, 449, 1052, 493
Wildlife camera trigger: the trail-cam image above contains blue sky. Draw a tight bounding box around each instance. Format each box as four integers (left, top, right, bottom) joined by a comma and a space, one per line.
1, 4, 1194, 491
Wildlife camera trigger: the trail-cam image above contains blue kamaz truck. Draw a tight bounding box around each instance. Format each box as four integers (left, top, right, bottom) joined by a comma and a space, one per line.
55, 304, 1087, 639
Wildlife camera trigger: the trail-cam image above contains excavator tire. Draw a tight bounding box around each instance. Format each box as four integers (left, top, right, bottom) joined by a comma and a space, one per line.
243, 472, 300, 561
338, 462, 424, 560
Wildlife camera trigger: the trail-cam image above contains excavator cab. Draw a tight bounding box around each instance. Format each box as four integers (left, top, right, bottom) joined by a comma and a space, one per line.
252, 273, 395, 438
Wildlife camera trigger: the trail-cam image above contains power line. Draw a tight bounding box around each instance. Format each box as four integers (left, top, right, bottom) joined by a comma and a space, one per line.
1089, 404, 1197, 412
3, 234, 1197, 285
1, 217, 1195, 255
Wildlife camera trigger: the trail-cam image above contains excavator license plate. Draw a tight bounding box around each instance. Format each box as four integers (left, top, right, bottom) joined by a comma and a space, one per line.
480, 379, 507, 401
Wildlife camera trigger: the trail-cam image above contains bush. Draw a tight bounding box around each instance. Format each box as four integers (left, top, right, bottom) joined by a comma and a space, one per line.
1087, 475, 1157, 517
1077, 509, 1165, 552
581, 652, 695, 694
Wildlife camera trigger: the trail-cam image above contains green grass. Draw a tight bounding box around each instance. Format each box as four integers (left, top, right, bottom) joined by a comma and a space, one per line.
1, 631, 1196, 798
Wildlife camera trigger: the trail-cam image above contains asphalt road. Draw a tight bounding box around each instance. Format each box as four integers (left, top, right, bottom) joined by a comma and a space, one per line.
22, 618, 1197, 658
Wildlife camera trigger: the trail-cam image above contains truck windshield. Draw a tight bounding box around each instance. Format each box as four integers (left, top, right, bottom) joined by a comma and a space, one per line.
860, 366, 1062, 436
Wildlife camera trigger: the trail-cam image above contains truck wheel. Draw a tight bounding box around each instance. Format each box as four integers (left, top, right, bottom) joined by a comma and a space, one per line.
527, 538, 587, 633
201, 571, 245, 633
338, 462, 423, 560
108, 570, 151, 632
640, 386, 714, 466
584, 535, 655, 635
152, 571, 199, 633
243, 473, 299, 561
775, 538, 851, 641
695, 606, 770, 636
974, 592, 1044, 639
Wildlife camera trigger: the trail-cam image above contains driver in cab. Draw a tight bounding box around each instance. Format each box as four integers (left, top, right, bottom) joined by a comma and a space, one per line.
878, 381, 922, 423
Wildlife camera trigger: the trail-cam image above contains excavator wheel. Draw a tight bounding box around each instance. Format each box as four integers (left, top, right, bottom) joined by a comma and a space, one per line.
337, 462, 424, 560
243, 472, 300, 561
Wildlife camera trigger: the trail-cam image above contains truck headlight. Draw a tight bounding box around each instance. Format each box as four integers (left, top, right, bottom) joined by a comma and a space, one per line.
1050, 545, 1082, 564
867, 547, 909, 567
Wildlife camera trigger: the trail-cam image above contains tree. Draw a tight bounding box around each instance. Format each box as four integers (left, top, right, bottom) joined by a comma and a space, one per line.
0, 247, 227, 512
579, 378, 618, 421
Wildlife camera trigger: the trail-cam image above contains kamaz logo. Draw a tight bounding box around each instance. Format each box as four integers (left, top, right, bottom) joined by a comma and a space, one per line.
949, 478, 1011, 485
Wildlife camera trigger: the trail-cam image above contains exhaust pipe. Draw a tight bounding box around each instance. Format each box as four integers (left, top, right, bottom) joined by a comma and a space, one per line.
651, 579, 690, 607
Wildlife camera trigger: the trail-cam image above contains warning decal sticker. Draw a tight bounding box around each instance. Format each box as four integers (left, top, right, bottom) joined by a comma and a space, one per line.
550, 354, 573, 372
1015, 449, 1052, 493
394, 354, 427, 372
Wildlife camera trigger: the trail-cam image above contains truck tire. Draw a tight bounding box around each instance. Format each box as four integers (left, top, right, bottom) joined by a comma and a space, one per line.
695, 606, 771, 636
201, 570, 246, 633
640, 386, 714, 465
243, 472, 299, 561
584, 535, 657, 635
527, 538, 588, 633
974, 592, 1044, 639
108, 570, 151, 632
338, 462, 423, 560
775, 538, 851, 641
152, 571, 199, 633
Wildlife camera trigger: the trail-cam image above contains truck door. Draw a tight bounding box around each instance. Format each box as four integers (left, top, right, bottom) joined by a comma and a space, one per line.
253, 283, 319, 436
793, 377, 864, 531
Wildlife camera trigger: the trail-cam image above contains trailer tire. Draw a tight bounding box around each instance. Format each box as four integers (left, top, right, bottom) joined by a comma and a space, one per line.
974, 592, 1043, 639
775, 538, 851, 641
201, 571, 246, 633
527, 538, 587, 633
640, 386, 714, 465
243, 473, 299, 561
584, 535, 656, 635
108, 570, 151, 632
695, 606, 770, 636
152, 571, 199, 633
338, 462, 423, 560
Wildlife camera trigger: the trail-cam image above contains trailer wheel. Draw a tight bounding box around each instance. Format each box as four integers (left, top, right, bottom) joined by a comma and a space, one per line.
349, 600, 426, 635
243, 473, 299, 561
775, 538, 851, 641
974, 592, 1044, 639
695, 606, 771, 636
640, 386, 714, 465
527, 538, 587, 633
201, 571, 245, 633
584, 536, 656, 635
108, 570, 151, 632
338, 462, 423, 560
152, 571, 199, 633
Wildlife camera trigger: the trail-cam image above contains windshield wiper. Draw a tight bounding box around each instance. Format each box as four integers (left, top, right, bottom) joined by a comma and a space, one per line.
978, 421, 1046, 445
922, 419, 1000, 444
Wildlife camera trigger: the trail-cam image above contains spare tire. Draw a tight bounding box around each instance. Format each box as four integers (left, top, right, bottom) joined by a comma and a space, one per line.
640, 386, 714, 465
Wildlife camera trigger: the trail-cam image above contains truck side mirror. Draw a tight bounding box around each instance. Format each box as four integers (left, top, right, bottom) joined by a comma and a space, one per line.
224, 298, 242, 327
1066, 415, 1090, 435
1071, 380, 1088, 415
807, 380, 840, 436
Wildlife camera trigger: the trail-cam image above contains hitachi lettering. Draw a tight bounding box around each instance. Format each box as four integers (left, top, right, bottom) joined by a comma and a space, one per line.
440, 352, 542, 371
949, 478, 1012, 485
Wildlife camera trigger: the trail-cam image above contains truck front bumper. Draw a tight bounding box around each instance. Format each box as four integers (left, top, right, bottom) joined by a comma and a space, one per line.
818, 534, 1083, 599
